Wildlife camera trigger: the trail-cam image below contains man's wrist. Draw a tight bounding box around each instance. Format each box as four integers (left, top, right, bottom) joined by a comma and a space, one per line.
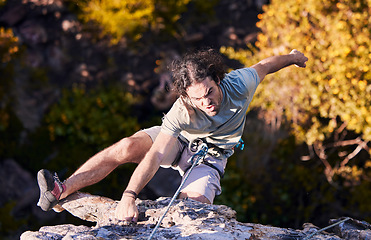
123, 190, 138, 199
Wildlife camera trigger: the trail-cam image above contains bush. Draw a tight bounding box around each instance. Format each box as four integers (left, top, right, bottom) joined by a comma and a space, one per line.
217, 0, 371, 227
221, 0, 370, 186
78, 0, 156, 44
0, 27, 24, 158
38, 84, 141, 198
72, 0, 218, 44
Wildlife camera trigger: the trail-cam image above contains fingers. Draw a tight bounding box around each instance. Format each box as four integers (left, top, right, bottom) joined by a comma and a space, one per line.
116, 215, 138, 225
132, 214, 139, 223
290, 49, 299, 54
298, 56, 308, 68
122, 212, 138, 224
296, 60, 307, 68
115, 211, 138, 224
114, 197, 139, 225
117, 216, 137, 226
289, 49, 308, 68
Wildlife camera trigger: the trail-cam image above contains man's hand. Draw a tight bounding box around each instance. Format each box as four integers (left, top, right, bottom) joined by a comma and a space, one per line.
289, 49, 308, 68
115, 195, 138, 225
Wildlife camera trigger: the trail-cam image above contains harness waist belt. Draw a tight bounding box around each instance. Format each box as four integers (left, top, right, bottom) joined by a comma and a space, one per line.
174, 136, 225, 178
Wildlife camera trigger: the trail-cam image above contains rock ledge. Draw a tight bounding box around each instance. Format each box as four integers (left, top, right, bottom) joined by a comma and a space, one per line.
21, 192, 371, 240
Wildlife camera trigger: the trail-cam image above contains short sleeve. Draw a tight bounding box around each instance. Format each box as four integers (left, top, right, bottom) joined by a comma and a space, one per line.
160, 98, 190, 137
223, 67, 260, 100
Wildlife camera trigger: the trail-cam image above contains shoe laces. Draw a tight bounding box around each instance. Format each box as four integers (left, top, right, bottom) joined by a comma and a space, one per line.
53, 172, 64, 186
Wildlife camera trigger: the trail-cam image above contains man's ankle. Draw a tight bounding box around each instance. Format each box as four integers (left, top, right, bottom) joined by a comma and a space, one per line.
59, 187, 69, 200
51, 175, 66, 200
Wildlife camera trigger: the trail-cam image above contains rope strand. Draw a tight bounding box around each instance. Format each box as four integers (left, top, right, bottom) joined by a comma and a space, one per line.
148, 143, 208, 240
303, 217, 350, 240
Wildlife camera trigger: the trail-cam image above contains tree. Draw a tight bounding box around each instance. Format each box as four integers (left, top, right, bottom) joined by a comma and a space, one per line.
221, 0, 370, 184
73, 0, 217, 44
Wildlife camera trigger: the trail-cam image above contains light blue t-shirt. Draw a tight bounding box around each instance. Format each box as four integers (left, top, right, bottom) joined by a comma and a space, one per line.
161, 67, 260, 157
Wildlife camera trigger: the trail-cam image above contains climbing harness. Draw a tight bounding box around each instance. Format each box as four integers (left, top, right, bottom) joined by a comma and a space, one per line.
188, 138, 225, 178
303, 217, 350, 239
174, 137, 226, 178
147, 141, 208, 240
147, 137, 245, 239
181, 137, 244, 179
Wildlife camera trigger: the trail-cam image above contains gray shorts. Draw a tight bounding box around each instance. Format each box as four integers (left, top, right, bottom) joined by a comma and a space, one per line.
142, 126, 227, 203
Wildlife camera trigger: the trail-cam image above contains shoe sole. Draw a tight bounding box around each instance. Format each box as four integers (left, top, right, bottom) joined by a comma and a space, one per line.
37, 169, 58, 211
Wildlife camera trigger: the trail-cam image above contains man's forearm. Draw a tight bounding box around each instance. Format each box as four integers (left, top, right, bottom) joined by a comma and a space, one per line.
257, 54, 295, 75
124, 151, 161, 195
252, 49, 308, 82
123, 131, 177, 197
115, 132, 177, 223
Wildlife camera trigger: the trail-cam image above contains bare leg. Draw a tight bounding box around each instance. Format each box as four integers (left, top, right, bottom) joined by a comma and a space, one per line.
178, 192, 211, 204
60, 131, 153, 199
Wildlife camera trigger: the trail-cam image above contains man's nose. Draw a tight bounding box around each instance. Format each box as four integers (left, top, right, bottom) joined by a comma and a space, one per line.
202, 97, 211, 106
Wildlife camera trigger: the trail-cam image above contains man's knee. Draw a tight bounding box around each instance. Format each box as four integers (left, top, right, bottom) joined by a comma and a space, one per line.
108, 133, 152, 164
178, 191, 211, 204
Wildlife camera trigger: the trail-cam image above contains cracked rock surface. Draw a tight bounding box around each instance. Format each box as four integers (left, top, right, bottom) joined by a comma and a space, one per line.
21, 192, 370, 240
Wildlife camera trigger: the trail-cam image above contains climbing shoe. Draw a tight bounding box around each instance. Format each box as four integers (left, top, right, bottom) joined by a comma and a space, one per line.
37, 169, 65, 211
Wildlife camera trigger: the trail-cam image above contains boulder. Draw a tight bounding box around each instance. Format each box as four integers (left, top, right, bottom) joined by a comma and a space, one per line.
21, 192, 371, 240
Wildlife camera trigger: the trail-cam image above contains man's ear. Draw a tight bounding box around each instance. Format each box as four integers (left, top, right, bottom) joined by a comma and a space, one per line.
216, 76, 221, 85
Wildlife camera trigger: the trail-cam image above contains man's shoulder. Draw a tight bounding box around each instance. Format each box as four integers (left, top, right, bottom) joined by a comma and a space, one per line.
221, 67, 260, 99
224, 67, 257, 80
170, 97, 192, 112
166, 97, 194, 121
161, 96, 196, 135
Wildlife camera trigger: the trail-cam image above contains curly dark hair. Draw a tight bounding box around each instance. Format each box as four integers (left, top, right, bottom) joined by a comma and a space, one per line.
170, 49, 226, 96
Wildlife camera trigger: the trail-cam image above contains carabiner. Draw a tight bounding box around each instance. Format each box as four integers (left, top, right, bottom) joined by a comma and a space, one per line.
189, 138, 206, 152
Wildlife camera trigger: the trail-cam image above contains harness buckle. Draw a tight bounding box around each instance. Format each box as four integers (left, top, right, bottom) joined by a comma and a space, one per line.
187, 138, 208, 165
235, 139, 244, 151
187, 138, 224, 178
189, 138, 206, 153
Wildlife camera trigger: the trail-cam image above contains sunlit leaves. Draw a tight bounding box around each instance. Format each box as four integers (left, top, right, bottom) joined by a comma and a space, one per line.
221, 0, 370, 188
79, 0, 155, 44
75, 0, 216, 44
222, 0, 371, 143
0, 28, 19, 63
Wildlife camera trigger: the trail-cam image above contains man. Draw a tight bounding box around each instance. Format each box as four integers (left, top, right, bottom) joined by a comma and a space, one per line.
37, 49, 308, 225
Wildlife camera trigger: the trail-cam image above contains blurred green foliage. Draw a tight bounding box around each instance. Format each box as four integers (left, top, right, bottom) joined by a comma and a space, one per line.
70, 0, 218, 44
217, 0, 371, 227
0, 24, 145, 236
46, 85, 139, 149
79, 0, 155, 43
0, 27, 25, 160
14, 84, 143, 200
0, 27, 20, 130
44, 84, 140, 172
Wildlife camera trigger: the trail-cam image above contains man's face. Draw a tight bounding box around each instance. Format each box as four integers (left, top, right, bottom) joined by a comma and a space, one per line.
186, 76, 223, 116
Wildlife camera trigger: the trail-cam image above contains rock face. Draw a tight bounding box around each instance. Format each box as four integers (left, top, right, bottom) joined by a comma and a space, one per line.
21, 192, 371, 240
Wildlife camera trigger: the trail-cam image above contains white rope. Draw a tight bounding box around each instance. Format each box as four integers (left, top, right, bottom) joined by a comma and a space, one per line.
303, 217, 350, 240
148, 143, 208, 240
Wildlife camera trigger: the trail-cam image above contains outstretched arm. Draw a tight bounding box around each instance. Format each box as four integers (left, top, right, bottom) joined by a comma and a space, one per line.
251, 49, 308, 83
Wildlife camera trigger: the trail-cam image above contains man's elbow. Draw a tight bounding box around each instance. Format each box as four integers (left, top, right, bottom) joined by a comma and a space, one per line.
251, 63, 268, 82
